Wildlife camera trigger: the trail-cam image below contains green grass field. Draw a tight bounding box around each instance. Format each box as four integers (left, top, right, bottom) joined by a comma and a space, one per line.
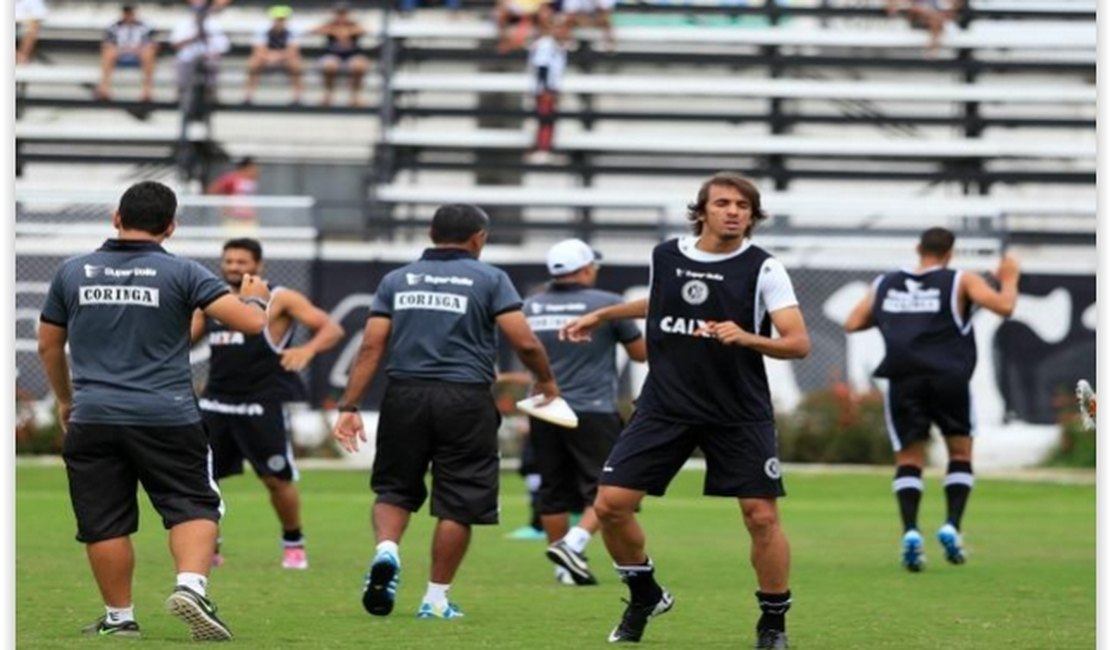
17, 464, 1094, 649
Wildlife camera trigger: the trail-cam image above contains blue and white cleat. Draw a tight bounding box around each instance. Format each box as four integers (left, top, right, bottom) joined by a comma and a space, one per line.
902, 530, 925, 572
416, 601, 465, 620
937, 523, 966, 565
362, 551, 401, 616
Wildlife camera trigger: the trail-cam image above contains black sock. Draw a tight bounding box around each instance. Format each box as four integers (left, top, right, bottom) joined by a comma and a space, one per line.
944, 461, 974, 530
282, 528, 304, 546
527, 474, 542, 531
893, 465, 923, 533
615, 559, 663, 605
756, 590, 792, 632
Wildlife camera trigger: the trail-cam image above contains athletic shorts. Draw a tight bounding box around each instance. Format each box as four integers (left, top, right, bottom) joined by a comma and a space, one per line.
200, 398, 298, 482
600, 410, 785, 499
372, 379, 501, 525
63, 422, 222, 544
531, 412, 622, 514
883, 374, 974, 452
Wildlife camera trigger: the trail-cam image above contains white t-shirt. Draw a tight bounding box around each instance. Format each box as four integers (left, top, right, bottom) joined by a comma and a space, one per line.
16, 0, 49, 22
528, 36, 568, 92
676, 236, 799, 326
171, 15, 230, 62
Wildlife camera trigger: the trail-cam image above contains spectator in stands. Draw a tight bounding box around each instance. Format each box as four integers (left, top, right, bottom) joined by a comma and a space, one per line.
564, 0, 615, 53
97, 5, 158, 103
528, 16, 570, 163
207, 157, 261, 226
311, 2, 370, 107
887, 0, 964, 57
172, 0, 231, 103
399, 0, 461, 17
245, 5, 304, 105
495, 0, 552, 53
16, 0, 48, 65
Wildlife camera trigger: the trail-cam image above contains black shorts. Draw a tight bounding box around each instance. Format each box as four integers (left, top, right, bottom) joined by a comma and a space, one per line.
531, 413, 622, 514
884, 374, 974, 451
372, 379, 501, 525
600, 410, 785, 499
63, 422, 222, 544
200, 398, 297, 482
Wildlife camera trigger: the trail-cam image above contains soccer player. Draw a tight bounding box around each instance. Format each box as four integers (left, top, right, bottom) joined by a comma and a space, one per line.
191, 238, 344, 569
38, 181, 269, 641
332, 204, 560, 619
526, 238, 646, 586
561, 172, 810, 648
843, 227, 1020, 571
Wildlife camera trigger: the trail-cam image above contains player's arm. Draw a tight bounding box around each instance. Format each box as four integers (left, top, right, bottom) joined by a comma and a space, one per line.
963, 254, 1020, 318
497, 310, 559, 403
622, 336, 647, 362
37, 322, 73, 432
333, 316, 391, 453
271, 289, 345, 371
203, 273, 270, 334
703, 307, 810, 359
190, 309, 208, 344
560, 297, 648, 342
843, 289, 876, 332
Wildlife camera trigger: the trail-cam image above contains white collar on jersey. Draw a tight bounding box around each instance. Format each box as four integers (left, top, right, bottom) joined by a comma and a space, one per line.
677, 235, 752, 263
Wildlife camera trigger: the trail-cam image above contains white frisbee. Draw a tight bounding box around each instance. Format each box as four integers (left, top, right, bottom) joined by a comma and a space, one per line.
516, 395, 579, 429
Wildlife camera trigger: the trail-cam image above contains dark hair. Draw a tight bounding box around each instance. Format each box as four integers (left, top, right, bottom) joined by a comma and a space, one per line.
122, 4, 135, 12
430, 204, 490, 244
223, 238, 263, 262
685, 172, 768, 237
237, 156, 256, 169
918, 227, 956, 257
118, 181, 177, 235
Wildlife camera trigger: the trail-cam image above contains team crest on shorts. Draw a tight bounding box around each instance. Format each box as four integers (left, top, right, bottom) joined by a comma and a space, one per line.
763, 457, 782, 480
681, 280, 709, 305
267, 455, 287, 472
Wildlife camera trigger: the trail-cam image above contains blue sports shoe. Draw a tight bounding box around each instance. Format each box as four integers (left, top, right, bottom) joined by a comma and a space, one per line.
416, 601, 465, 619
362, 551, 401, 616
902, 529, 925, 572
937, 523, 966, 565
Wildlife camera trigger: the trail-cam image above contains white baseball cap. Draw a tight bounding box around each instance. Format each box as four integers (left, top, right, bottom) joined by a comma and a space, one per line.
546, 238, 601, 276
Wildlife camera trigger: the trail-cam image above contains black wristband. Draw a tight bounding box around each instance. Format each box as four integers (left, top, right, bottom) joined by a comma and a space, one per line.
337, 404, 359, 413
241, 296, 268, 310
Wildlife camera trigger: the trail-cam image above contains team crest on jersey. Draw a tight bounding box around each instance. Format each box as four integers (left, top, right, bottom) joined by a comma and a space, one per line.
267, 455, 287, 472
764, 457, 782, 480
681, 280, 709, 305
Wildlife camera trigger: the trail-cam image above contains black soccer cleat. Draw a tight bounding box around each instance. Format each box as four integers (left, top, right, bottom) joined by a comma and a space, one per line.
607, 589, 674, 643
80, 616, 141, 638
756, 628, 789, 649
165, 585, 233, 641
362, 551, 401, 616
546, 540, 599, 586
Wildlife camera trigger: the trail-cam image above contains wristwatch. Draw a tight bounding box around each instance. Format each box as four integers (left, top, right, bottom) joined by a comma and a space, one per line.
241, 296, 268, 309
337, 404, 359, 413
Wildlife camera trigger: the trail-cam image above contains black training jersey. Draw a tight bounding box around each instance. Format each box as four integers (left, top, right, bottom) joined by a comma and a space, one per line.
871, 266, 976, 379
203, 287, 303, 402
635, 237, 797, 426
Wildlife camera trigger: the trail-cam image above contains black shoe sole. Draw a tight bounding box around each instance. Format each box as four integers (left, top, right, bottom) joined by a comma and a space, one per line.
363, 561, 398, 616
546, 546, 598, 586
165, 592, 233, 642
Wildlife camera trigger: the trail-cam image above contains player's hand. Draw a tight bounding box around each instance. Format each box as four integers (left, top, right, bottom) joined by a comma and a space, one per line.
240, 274, 271, 302
280, 347, 315, 371
559, 313, 600, 342
531, 378, 560, 407
55, 400, 71, 434
995, 255, 1020, 283
693, 320, 752, 346
333, 410, 367, 453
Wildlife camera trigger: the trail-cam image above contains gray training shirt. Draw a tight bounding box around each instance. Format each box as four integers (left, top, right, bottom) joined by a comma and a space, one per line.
39, 240, 229, 426
371, 248, 523, 385
524, 283, 642, 414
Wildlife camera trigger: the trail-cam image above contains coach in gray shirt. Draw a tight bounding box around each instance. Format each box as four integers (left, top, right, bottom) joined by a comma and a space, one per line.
526, 239, 646, 587
333, 204, 559, 620
38, 181, 269, 642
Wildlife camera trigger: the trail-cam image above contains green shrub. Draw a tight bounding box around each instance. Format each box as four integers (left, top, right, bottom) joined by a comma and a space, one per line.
1045, 391, 1096, 468
15, 391, 64, 455
778, 383, 894, 465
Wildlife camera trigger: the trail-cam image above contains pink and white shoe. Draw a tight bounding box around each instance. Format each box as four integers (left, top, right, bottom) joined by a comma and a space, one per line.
282, 546, 308, 570
211, 553, 225, 568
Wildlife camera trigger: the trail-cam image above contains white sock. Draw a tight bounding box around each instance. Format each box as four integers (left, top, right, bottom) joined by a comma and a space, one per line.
423, 582, 450, 607
105, 605, 135, 624
376, 540, 400, 561
176, 572, 208, 598
564, 526, 592, 554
